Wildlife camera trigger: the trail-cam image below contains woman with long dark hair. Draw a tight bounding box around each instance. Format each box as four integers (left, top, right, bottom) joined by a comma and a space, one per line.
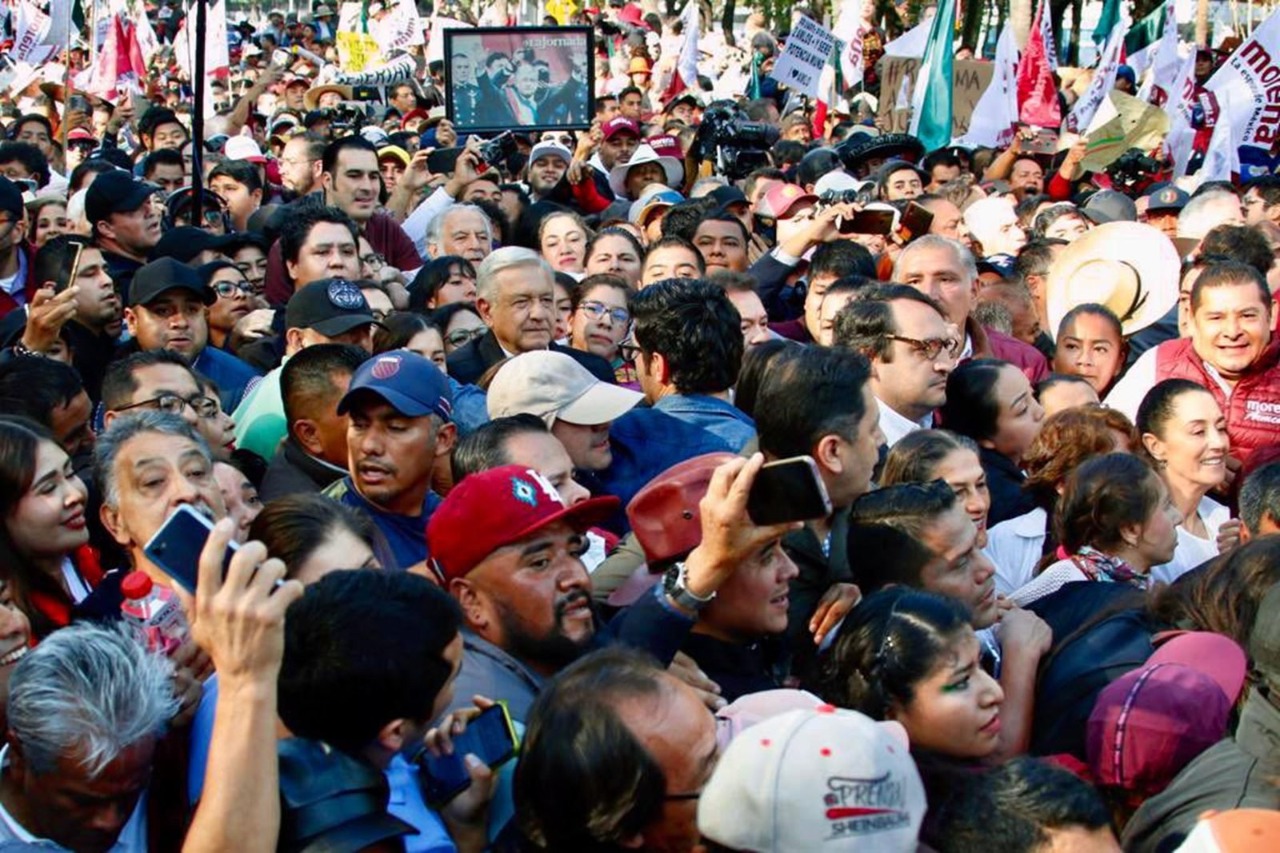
0, 416, 99, 639
940, 359, 1045, 527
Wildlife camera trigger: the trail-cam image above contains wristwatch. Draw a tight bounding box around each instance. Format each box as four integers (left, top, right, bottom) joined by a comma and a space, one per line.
663, 561, 716, 612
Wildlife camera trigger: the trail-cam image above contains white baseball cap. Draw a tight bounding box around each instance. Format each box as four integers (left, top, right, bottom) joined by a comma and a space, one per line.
528, 141, 573, 167
698, 707, 926, 852
223, 135, 267, 164
486, 350, 642, 427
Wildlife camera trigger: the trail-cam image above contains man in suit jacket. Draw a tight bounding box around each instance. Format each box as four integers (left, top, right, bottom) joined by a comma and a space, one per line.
446, 247, 615, 385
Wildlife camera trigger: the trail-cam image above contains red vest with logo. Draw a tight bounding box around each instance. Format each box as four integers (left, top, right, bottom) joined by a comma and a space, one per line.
1155, 338, 1280, 465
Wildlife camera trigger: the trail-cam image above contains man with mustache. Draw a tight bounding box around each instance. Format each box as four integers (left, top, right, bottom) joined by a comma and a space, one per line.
445, 247, 614, 385
96, 409, 227, 590
429, 457, 783, 721
324, 350, 456, 572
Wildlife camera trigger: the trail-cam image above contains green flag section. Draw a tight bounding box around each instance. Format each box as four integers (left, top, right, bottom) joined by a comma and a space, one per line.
1126, 2, 1170, 54
1095, 0, 1122, 45
908, 0, 956, 151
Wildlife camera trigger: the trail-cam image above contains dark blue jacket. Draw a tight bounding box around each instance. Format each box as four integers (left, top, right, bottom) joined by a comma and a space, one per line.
192, 345, 261, 412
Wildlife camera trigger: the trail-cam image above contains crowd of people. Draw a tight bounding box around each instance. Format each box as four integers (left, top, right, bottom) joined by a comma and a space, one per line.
0, 0, 1278, 851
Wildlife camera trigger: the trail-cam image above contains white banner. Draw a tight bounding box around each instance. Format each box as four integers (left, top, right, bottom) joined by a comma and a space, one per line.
1067, 22, 1128, 133
769, 15, 836, 98
14, 0, 58, 65
426, 14, 473, 65
957, 24, 1018, 148
884, 19, 929, 58
1204, 7, 1280, 177
832, 0, 865, 87
374, 0, 425, 55
43, 0, 73, 49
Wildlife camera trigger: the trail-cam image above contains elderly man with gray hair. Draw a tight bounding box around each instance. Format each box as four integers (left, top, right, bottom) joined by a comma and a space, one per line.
425, 203, 494, 264
96, 410, 227, 591
0, 622, 178, 851
444, 246, 616, 385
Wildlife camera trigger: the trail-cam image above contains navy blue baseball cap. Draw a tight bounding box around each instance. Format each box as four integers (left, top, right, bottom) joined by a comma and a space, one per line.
338, 350, 453, 421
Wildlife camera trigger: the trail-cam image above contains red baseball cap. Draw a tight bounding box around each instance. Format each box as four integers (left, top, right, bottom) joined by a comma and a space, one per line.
626, 453, 736, 565
602, 117, 640, 141
428, 465, 619, 583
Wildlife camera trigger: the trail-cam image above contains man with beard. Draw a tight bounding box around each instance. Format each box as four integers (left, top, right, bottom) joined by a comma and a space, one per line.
428, 462, 747, 721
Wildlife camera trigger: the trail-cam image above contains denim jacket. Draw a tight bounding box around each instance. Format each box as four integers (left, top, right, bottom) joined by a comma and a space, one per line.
651, 394, 756, 451
598, 399, 754, 527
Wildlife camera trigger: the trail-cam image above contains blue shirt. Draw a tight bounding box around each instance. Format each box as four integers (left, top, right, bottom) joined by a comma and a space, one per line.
193, 346, 261, 412
325, 477, 442, 570
386, 756, 457, 853
651, 394, 756, 451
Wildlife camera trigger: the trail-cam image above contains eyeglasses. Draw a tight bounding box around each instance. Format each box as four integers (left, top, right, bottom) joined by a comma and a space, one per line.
578, 301, 630, 324
445, 326, 487, 347
884, 335, 960, 361
618, 341, 642, 363
115, 393, 220, 420
361, 252, 385, 270
213, 281, 254, 298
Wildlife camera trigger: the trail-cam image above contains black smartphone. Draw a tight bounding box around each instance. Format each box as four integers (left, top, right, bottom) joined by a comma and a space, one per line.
427, 146, 464, 175
747, 456, 833, 526
143, 505, 238, 595
418, 704, 519, 806
897, 202, 935, 243
838, 209, 897, 235
52, 242, 83, 293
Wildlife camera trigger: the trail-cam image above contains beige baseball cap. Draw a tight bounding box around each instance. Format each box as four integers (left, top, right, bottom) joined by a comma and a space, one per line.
486, 351, 642, 427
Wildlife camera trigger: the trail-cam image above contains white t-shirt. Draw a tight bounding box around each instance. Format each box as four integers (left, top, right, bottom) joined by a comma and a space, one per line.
1151, 496, 1230, 586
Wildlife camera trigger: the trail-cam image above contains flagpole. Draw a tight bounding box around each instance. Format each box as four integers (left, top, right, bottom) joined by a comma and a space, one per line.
60, 0, 74, 151
192, 0, 206, 224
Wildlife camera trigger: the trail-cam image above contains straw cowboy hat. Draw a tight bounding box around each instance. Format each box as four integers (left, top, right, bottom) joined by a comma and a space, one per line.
1045, 221, 1180, 338
304, 83, 353, 111
609, 144, 684, 199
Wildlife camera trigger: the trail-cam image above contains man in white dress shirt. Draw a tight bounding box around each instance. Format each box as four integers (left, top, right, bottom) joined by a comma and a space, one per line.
833, 283, 958, 448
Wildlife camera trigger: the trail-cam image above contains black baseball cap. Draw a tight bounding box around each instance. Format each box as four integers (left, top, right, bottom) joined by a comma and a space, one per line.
151, 227, 235, 264
709, 185, 748, 213
128, 258, 216, 307
285, 279, 380, 336
0, 177, 22, 218
86, 170, 157, 227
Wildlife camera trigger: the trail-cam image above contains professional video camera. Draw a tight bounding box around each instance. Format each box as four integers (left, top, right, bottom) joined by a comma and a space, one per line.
693, 101, 780, 182
329, 101, 376, 136
1105, 148, 1166, 196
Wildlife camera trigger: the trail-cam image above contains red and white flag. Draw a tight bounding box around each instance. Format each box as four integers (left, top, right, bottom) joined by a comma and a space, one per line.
1017, 0, 1061, 128
661, 0, 700, 102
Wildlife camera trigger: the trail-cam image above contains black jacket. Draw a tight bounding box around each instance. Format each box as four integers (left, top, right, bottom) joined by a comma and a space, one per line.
260, 437, 347, 501
445, 330, 615, 386
981, 446, 1036, 527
